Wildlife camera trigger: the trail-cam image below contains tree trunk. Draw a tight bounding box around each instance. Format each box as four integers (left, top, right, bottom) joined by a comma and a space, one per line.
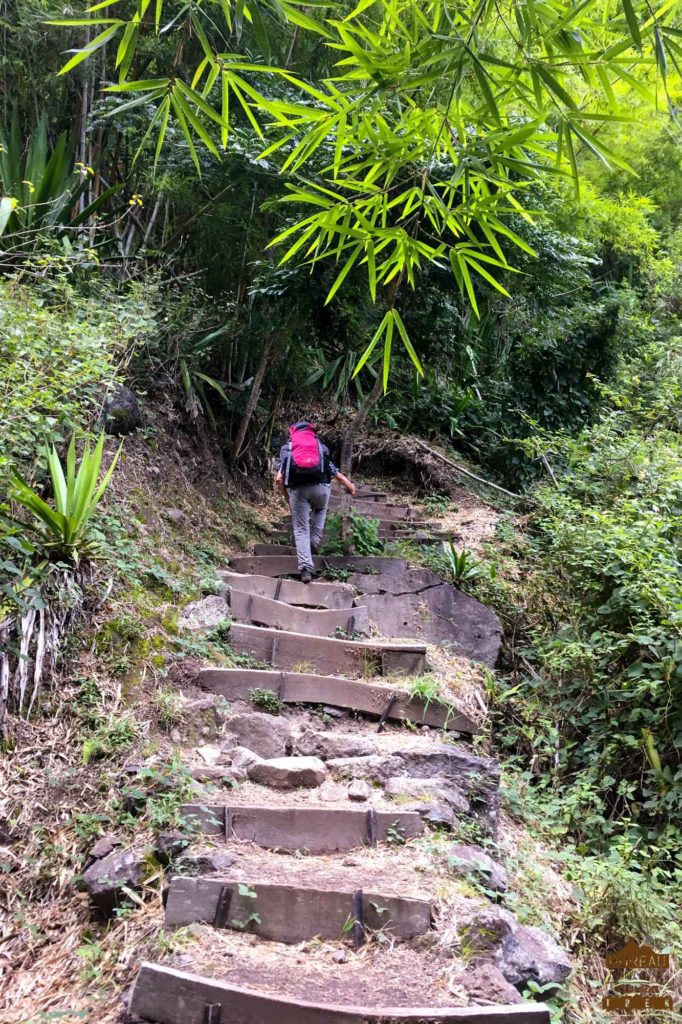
231, 335, 275, 462
340, 370, 384, 476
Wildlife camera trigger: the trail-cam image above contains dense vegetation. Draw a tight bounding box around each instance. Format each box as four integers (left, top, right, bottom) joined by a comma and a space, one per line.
1, 0, 681, 1012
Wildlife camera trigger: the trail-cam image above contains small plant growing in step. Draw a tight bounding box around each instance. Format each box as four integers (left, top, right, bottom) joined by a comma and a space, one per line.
230, 883, 261, 931
250, 687, 282, 714
81, 712, 138, 764
385, 821, 407, 847
407, 673, 444, 710
322, 512, 384, 556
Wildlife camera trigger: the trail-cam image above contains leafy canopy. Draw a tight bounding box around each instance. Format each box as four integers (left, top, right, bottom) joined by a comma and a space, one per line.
53, 0, 682, 380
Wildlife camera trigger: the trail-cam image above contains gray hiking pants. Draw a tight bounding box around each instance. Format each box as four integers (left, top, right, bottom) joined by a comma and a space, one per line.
288, 483, 331, 572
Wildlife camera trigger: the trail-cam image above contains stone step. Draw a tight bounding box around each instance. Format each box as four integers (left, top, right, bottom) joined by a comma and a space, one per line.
280, 515, 436, 532
180, 803, 423, 852
229, 555, 407, 578
199, 668, 480, 733
220, 571, 354, 610
130, 963, 550, 1024
229, 623, 426, 677
165, 875, 432, 941
327, 497, 420, 520
228, 589, 369, 638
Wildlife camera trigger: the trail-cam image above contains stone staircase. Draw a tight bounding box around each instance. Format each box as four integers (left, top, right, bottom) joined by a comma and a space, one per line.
126, 486, 561, 1024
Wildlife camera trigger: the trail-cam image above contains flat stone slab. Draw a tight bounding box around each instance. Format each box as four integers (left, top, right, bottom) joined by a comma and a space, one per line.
199, 668, 480, 733
180, 804, 423, 852
164, 876, 432, 941
229, 589, 369, 638
355, 586, 502, 667
229, 623, 426, 677
131, 962, 551, 1024
228, 555, 408, 578
247, 756, 327, 789
221, 571, 354, 610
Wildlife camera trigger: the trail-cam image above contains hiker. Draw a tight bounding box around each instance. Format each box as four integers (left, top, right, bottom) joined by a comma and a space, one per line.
275, 421, 356, 583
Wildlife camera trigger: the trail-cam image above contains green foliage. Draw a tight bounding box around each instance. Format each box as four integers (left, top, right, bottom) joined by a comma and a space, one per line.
52, 0, 673, 383
489, 338, 682, 860
0, 115, 120, 245
82, 713, 138, 765
407, 674, 444, 710
322, 512, 383, 556
10, 433, 122, 561
249, 688, 282, 714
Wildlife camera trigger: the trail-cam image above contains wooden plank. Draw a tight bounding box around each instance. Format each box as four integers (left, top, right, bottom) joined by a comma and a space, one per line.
280, 516, 434, 533
131, 962, 551, 1024
165, 876, 432, 941
327, 498, 419, 521
229, 623, 426, 677
179, 804, 423, 852
229, 555, 408, 578
253, 543, 297, 556
229, 590, 369, 638
220, 572, 354, 610
199, 668, 479, 733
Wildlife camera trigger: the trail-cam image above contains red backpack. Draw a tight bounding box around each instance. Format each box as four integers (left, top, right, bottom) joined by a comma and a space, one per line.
285, 423, 325, 486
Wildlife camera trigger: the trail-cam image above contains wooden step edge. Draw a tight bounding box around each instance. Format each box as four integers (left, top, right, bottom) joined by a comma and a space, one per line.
164, 875, 433, 941
179, 803, 424, 851
131, 962, 551, 1024
230, 622, 427, 655
198, 668, 480, 734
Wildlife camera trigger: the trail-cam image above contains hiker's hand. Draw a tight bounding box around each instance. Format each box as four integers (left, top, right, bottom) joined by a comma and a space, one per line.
347, 482, 356, 496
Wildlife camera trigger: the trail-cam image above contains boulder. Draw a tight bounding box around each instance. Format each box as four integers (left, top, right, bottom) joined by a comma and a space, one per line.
229, 745, 263, 772
82, 847, 146, 913
384, 776, 470, 813
405, 800, 458, 828
460, 964, 524, 1006
353, 579, 503, 666
502, 925, 573, 990
248, 756, 327, 790
460, 907, 517, 957
225, 713, 292, 759
179, 596, 231, 632
196, 744, 225, 766
294, 729, 378, 760
175, 849, 237, 876
102, 385, 142, 435
155, 831, 191, 866
448, 844, 507, 893
348, 780, 372, 802
326, 754, 403, 782
88, 834, 122, 861
459, 908, 572, 992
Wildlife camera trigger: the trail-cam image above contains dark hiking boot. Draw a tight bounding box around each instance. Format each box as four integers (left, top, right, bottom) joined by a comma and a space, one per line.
300, 569, 313, 584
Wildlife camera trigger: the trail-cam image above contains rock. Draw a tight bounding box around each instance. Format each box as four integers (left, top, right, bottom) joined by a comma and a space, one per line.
102, 385, 142, 435
179, 596, 231, 632
460, 964, 523, 1006
229, 746, 263, 771
170, 728, 182, 744
327, 754, 403, 782
176, 848, 237, 876
88, 834, 122, 860
248, 756, 327, 790
332, 948, 347, 964
164, 508, 185, 523
460, 907, 517, 957
459, 908, 572, 992
196, 744, 224, 766
319, 782, 349, 803
82, 847, 146, 913
322, 706, 349, 719
294, 729, 378, 760
384, 776, 470, 813
404, 800, 458, 828
348, 780, 372, 802
352, 576, 503, 667
502, 925, 573, 990
155, 831, 191, 866
225, 713, 292, 759
448, 844, 507, 893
